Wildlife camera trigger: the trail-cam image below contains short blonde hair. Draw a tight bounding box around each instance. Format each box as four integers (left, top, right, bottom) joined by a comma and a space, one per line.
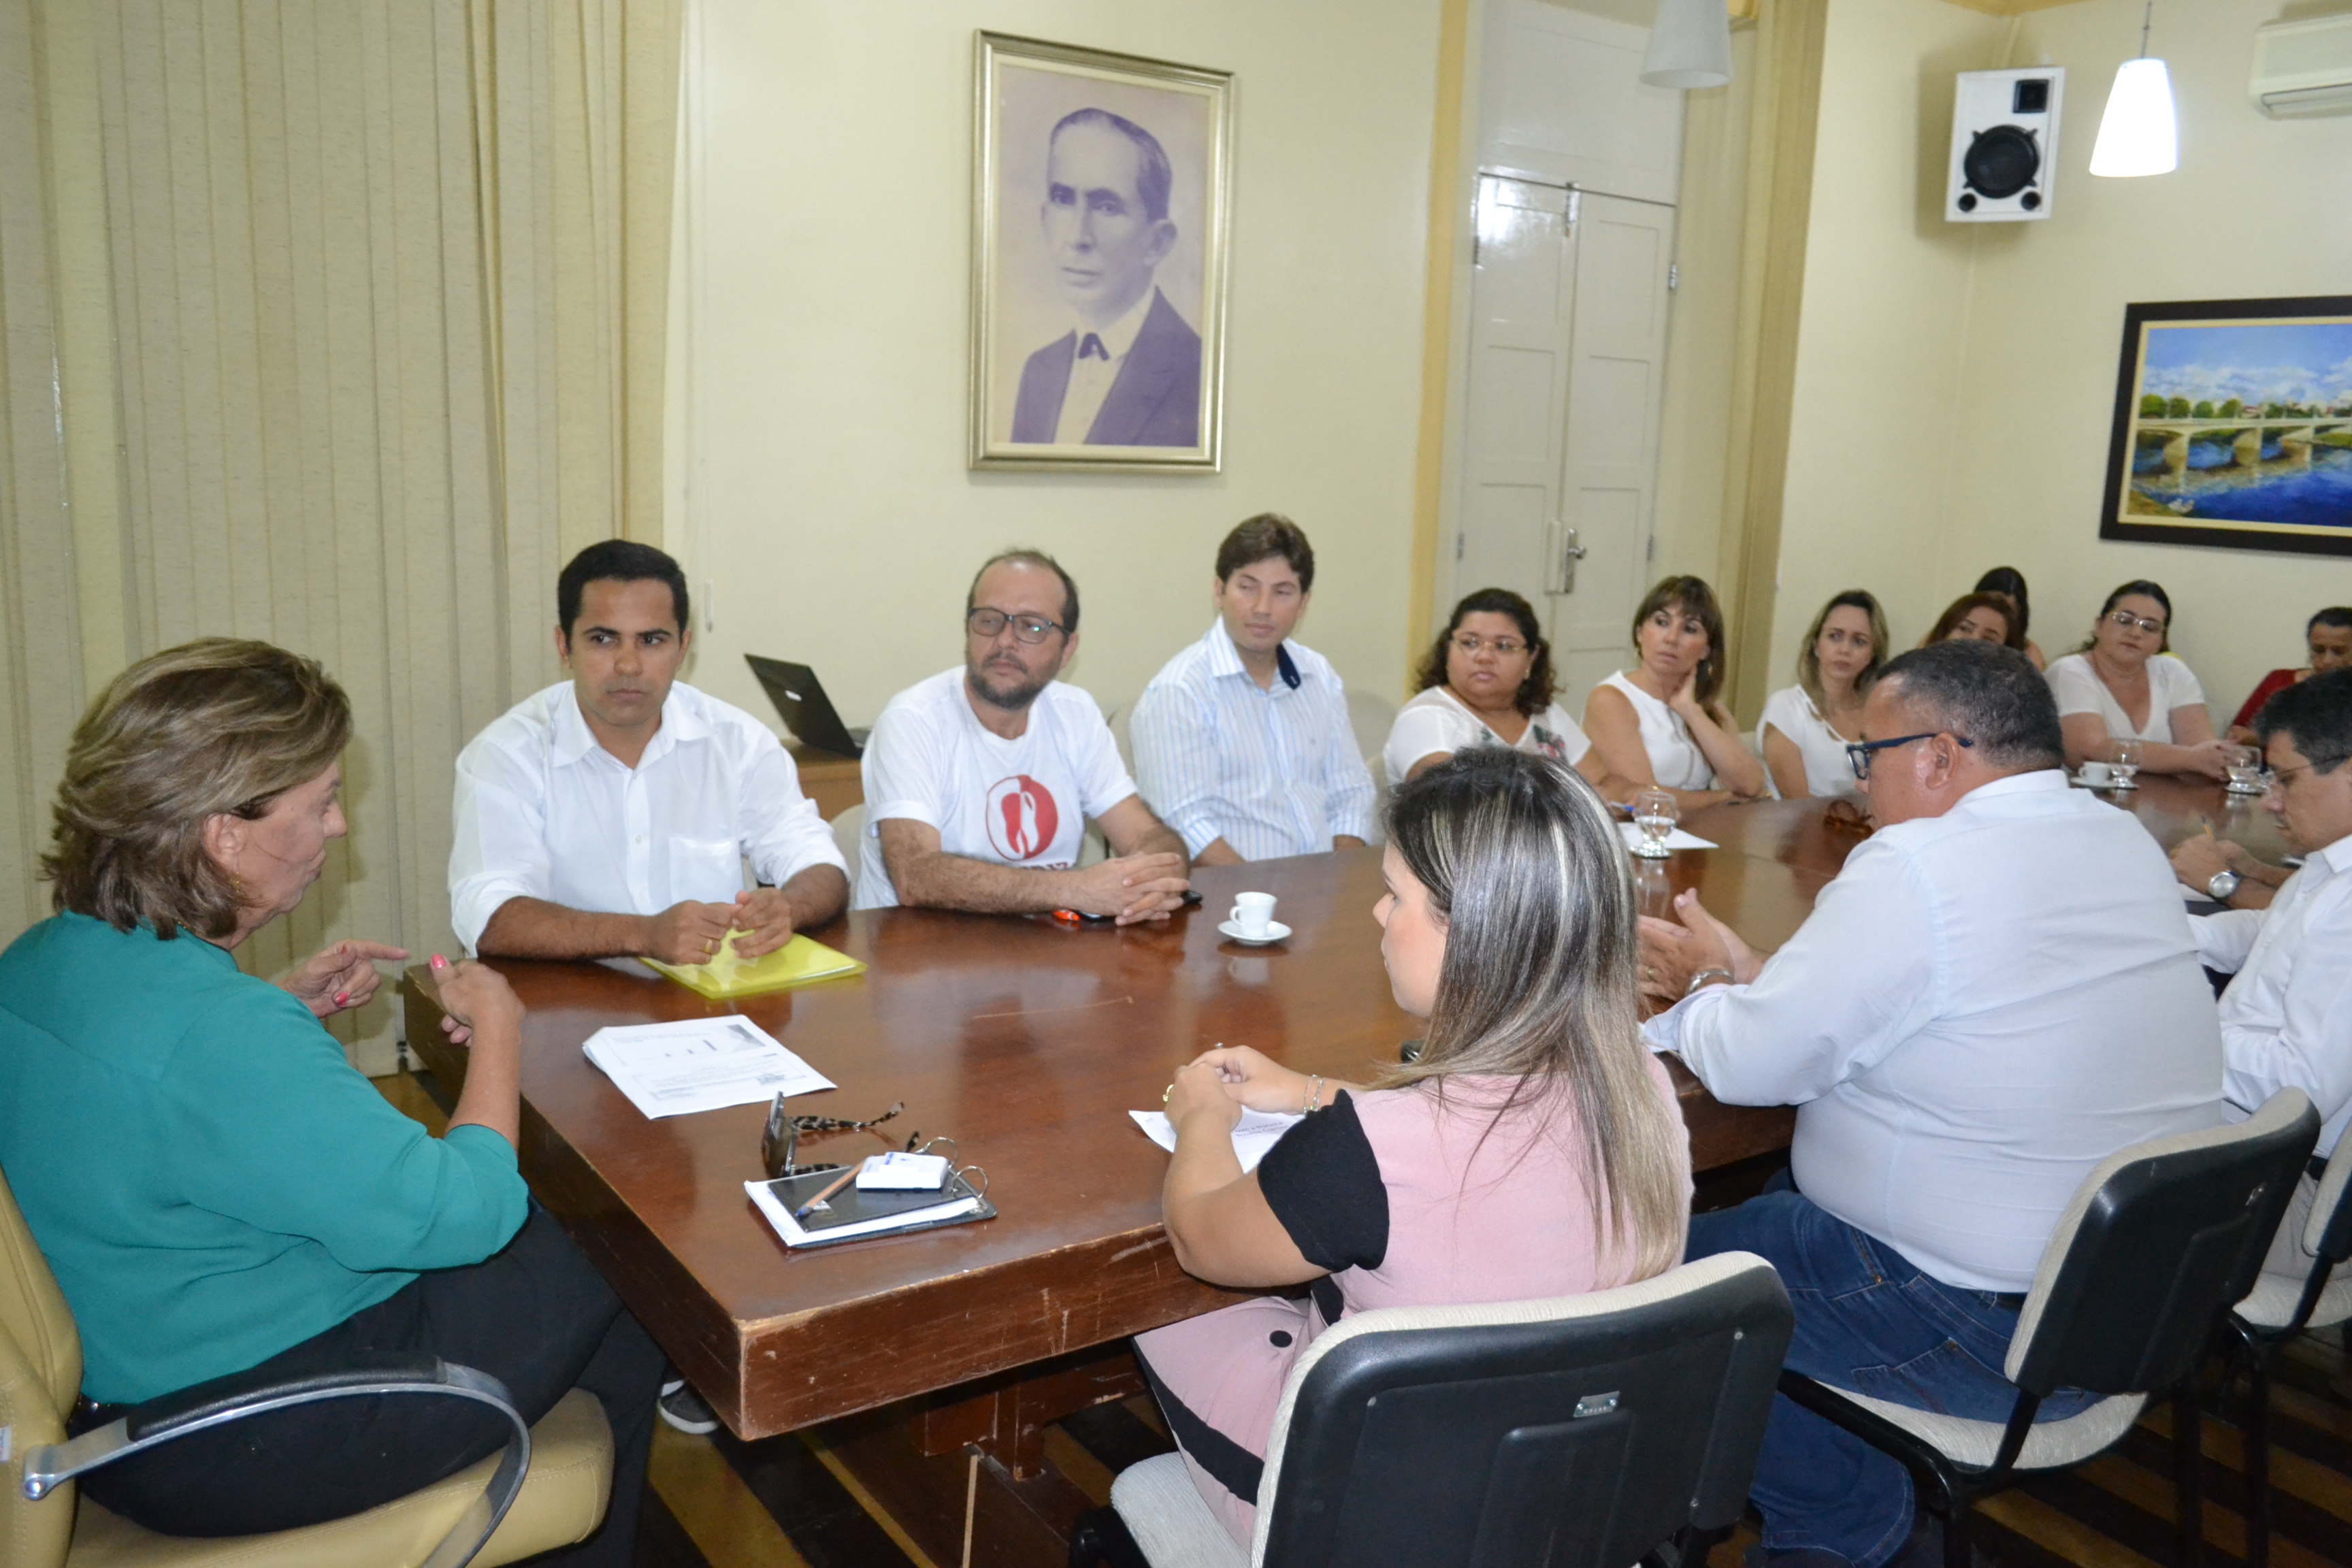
44, 638, 352, 940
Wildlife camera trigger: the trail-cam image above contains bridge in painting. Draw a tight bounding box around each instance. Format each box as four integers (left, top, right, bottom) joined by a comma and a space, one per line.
2138, 416, 2352, 478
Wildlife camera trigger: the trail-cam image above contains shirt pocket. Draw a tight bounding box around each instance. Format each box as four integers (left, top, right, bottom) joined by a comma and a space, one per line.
668, 834, 747, 905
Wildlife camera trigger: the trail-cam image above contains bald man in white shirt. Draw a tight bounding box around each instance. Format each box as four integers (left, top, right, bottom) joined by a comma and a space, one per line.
1638, 640, 2225, 1568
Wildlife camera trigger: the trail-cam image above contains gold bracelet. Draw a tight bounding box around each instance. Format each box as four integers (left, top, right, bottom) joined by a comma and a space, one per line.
1303, 1075, 1324, 1113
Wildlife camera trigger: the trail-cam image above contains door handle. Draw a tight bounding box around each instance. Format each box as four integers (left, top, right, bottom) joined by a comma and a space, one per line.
1551, 525, 1587, 594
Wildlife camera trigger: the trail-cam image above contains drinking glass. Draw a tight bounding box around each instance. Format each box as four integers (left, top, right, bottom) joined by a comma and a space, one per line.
2225, 745, 2265, 795
2110, 740, 2141, 790
1632, 788, 1678, 859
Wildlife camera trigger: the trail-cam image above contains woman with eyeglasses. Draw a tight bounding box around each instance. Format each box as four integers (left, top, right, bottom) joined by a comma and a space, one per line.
1584, 575, 1767, 808
1761, 589, 1886, 800
1137, 749, 1692, 1550
0, 639, 661, 1558
1381, 588, 1635, 800
2044, 580, 2230, 779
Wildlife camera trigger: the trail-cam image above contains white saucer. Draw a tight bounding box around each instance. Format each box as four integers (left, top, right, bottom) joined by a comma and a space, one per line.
2073, 770, 2134, 789
1219, 919, 1291, 946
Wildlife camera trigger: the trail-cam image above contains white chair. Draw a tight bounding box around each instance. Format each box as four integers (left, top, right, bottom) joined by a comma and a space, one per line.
1075, 1252, 1793, 1568
1779, 1090, 2320, 1568
1345, 689, 1397, 849
830, 803, 866, 904
2205, 1127, 2352, 1567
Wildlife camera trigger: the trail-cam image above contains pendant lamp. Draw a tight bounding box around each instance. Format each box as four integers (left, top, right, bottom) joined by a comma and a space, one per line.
1641, 0, 1731, 90
2089, 3, 2178, 176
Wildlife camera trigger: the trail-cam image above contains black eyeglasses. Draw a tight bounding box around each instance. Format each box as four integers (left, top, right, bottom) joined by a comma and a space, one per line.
762, 1098, 910, 1179
1845, 732, 1973, 781
967, 608, 1066, 645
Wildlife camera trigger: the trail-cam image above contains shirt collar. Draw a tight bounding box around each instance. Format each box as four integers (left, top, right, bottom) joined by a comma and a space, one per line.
1075, 287, 1159, 363
2313, 830, 2352, 875
1957, 768, 2071, 804
550, 681, 703, 768
1205, 619, 1301, 691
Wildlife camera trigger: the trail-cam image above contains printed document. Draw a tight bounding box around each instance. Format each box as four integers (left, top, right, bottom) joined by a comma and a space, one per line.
1130, 1108, 1304, 1173
583, 1015, 834, 1120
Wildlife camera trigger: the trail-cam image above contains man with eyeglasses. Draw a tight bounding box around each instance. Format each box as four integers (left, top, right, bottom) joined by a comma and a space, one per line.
1634, 640, 2224, 1568
855, 549, 1190, 917
2187, 668, 2352, 1298
1128, 515, 1377, 864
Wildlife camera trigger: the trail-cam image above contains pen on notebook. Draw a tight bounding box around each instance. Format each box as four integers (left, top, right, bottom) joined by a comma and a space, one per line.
793, 1165, 860, 1219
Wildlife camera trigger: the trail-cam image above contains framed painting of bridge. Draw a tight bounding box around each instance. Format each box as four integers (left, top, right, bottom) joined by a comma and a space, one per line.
2101, 295, 2352, 557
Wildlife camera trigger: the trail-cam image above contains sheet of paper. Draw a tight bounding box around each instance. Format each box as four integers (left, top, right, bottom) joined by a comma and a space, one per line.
1617, 823, 1717, 852
583, 1015, 834, 1120
1129, 1107, 1305, 1173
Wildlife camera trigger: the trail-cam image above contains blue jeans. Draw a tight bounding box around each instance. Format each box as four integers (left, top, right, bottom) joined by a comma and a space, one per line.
1686, 1190, 2097, 1568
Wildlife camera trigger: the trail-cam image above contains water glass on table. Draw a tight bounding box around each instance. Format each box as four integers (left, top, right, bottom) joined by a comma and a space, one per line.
2225, 745, 2266, 795
1632, 788, 1678, 860
2110, 740, 2142, 790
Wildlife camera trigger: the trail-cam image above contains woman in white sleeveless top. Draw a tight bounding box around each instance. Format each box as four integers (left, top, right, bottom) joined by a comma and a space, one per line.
1760, 589, 1886, 800
1382, 589, 1636, 802
2044, 579, 2229, 780
1584, 576, 1765, 808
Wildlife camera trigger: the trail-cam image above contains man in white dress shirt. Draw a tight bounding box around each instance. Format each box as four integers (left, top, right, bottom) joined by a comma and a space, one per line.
1637, 640, 2225, 1568
2189, 668, 2352, 1290
858, 549, 1191, 919
1129, 516, 1376, 864
449, 541, 848, 965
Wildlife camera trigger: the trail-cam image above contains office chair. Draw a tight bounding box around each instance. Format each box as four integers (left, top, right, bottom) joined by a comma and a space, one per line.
1778, 1090, 2319, 1568
1073, 1250, 1793, 1568
1, 1163, 615, 1568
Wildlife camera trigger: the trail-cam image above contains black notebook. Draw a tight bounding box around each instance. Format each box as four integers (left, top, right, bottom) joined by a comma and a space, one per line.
745, 1164, 994, 1249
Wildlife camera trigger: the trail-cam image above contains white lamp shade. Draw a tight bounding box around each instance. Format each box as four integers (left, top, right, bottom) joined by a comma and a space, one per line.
1641, 0, 1732, 90
2089, 56, 2178, 176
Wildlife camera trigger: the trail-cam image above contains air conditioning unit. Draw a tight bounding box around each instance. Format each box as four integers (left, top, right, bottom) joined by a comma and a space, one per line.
1945, 68, 2064, 224
2251, 14, 2352, 118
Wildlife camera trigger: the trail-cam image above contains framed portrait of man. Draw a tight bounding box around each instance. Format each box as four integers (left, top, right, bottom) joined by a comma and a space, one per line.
970, 33, 1232, 473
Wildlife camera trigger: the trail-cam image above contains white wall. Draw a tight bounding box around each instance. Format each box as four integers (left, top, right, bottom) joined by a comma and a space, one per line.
670, 0, 1446, 728
1767, 0, 2352, 721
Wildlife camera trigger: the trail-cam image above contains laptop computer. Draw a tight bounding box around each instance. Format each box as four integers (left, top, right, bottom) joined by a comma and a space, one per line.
746, 655, 868, 760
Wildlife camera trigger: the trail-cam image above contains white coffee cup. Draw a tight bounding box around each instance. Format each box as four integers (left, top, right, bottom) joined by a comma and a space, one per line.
1230, 892, 1277, 936
2079, 760, 2113, 785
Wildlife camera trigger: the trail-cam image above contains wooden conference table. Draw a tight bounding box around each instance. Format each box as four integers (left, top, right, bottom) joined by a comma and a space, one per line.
399, 770, 2278, 1548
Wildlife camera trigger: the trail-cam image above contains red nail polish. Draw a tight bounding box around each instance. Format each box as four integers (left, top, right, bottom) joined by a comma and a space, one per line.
333, 992, 350, 1007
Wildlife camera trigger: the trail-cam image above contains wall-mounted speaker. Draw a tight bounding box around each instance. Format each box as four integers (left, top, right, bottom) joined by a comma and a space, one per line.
1946, 67, 2065, 223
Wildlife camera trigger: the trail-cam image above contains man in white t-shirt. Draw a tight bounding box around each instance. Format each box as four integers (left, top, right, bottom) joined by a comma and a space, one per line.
450, 541, 848, 964
858, 550, 1190, 917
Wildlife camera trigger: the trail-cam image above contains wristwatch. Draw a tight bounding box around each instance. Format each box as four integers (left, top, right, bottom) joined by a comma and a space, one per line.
2207, 870, 2242, 904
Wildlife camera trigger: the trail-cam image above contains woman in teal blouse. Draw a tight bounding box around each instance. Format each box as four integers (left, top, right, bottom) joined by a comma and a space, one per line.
0, 638, 658, 1561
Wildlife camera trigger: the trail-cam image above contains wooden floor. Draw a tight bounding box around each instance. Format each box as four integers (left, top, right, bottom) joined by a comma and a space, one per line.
371, 1071, 2352, 1568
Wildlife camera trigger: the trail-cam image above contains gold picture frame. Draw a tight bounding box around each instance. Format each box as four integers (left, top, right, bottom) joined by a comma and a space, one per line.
970, 32, 1232, 473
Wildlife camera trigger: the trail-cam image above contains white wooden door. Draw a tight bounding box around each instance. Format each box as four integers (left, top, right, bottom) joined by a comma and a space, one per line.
1550, 192, 1676, 706
1455, 173, 1575, 616
1454, 182, 1675, 706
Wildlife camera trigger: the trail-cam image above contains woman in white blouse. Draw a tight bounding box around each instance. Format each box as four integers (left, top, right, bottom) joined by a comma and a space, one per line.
2044, 580, 2230, 780
1759, 590, 1886, 800
1383, 589, 1635, 801
1584, 575, 1765, 808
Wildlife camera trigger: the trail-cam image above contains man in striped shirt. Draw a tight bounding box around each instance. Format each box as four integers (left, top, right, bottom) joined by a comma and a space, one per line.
1130, 517, 1379, 864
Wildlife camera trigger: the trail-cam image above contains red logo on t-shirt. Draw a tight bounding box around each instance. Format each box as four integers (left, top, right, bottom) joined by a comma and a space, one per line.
985, 774, 1060, 861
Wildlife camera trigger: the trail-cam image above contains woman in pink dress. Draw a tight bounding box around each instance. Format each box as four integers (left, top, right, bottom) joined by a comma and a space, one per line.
1137, 747, 1694, 1548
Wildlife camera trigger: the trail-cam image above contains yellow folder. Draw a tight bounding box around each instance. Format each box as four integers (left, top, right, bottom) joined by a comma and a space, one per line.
640, 932, 866, 1000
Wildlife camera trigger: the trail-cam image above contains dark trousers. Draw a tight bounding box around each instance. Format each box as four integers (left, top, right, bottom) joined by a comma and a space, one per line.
75, 1205, 662, 1565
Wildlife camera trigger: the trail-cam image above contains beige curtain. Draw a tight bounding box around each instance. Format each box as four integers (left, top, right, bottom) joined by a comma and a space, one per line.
0, 0, 681, 1073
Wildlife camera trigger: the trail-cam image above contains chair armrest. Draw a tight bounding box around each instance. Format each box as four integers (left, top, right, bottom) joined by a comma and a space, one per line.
22, 1356, 532, 1568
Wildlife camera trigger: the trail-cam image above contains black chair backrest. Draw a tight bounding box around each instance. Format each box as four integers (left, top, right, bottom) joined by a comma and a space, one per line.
1256, 1256, 1792, 1568
2011, 1094, 2319, 1399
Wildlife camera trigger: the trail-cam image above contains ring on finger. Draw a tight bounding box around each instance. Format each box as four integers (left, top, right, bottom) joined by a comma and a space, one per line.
1162, 1083, 1174, 1106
